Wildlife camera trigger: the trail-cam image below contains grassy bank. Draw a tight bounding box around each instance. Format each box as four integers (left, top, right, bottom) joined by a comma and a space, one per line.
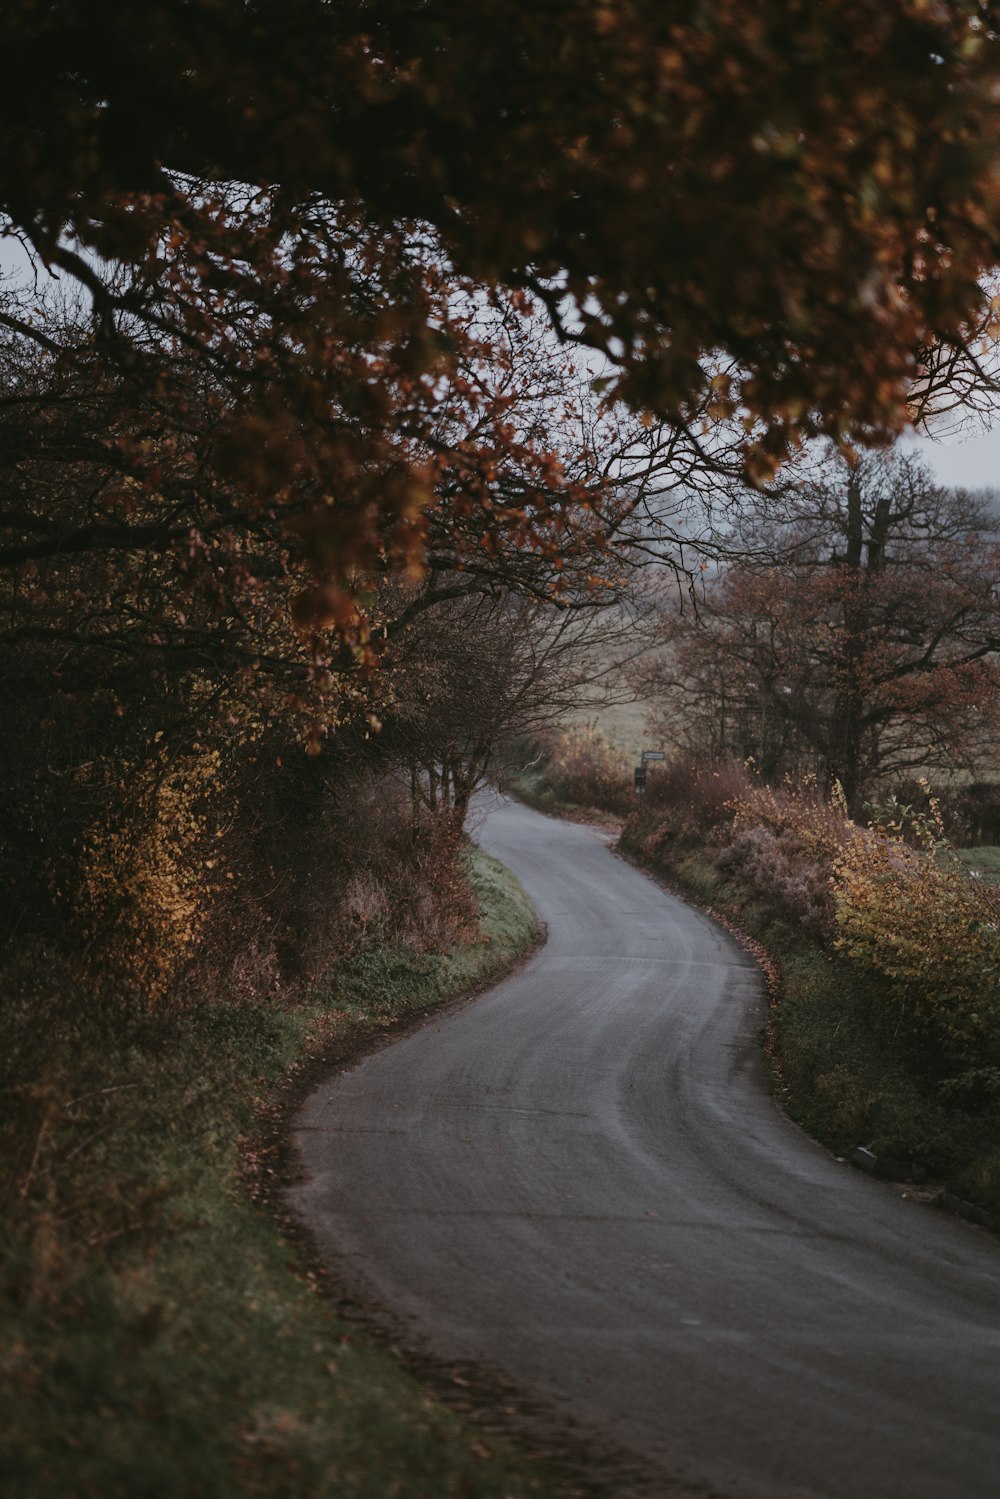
958, 844, 1000, 886
619, 770, 1000, 1219
509, 740, 1000, 1218
1, 849, 573, 1499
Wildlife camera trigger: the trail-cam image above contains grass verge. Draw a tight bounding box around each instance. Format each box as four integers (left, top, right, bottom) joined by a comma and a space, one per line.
621, 833, 1000, 1217
0, 848, 579, 1499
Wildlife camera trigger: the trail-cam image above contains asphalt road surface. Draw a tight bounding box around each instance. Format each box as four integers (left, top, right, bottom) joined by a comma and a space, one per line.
290, 794, 1000, 1499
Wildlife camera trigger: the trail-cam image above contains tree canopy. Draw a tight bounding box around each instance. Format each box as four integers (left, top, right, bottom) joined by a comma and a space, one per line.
4, 0, 1000, 506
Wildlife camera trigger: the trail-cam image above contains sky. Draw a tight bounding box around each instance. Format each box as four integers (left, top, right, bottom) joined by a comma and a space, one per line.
907, 427, 1000, 492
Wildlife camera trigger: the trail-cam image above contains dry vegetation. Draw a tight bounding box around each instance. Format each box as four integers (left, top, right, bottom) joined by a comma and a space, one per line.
505, 725, 635, 820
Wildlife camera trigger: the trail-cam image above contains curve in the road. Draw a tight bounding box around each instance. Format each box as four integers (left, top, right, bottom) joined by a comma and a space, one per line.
289, 794, 1000, 1499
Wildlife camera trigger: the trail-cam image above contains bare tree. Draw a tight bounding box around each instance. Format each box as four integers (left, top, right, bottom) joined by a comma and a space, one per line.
372, 579, 648, 827
641, 448, 1000, 807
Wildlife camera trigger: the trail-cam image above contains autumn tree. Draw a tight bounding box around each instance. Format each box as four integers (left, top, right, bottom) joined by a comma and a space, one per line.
0, 280, 655, 978
644, 449, 1000, 807
3, 0, 1000, 610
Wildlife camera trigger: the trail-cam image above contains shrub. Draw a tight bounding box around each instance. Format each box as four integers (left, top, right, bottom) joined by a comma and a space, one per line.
712, 776, 859, 937
527, 725, 633, 815
626, 757, 753, 868
833, 807, 1000, 1089
629, 759, 857, 938
715, 823, 834, 937
641, 754, 751, 828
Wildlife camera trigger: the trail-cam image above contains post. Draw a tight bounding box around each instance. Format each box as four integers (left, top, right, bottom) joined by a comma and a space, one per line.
634, 763, 646, 809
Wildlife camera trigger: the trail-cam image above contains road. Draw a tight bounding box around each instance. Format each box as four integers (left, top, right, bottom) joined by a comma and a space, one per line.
290, 794, 1000, 1498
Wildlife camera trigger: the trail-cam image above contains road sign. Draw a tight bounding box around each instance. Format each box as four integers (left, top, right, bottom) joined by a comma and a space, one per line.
641, 750, 665, 762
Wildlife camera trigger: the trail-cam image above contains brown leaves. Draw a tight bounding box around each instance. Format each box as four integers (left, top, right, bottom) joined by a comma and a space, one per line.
4, 0, 1000, 480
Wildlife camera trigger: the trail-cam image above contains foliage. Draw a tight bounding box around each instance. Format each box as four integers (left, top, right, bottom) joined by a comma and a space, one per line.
627, 760, 854, 933
0, 314, 625, 1004
0, 292, 648, 1015
506, 725, 634, 817
5, 0, 1000, 495
833, 795, 1000, 1090
631, 757, 762, 848
0, 849, 554, 1499
716, 826, 833, 940
6, 5, 1000, 1458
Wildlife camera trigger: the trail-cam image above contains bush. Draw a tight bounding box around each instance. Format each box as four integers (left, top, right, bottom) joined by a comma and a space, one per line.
627, 758, 855, 938
834, 807, 1000, 1090
509, 726, 633, 816
716, 823, 834, 937
626, 756, 752, 866
715, 776, 857, 937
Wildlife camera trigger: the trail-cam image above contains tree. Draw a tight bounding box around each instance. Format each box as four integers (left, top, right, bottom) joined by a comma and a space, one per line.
644, 449, 1000, 806
3, 0, 1000, 572
0, 286, 648, 963
372, 583, 643, 827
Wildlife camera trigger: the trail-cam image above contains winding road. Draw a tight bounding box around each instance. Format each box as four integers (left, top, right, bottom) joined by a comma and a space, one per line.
290, 794, 1000, 1498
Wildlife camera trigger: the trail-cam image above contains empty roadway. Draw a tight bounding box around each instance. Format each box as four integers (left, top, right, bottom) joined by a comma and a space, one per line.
290, 793, 1000, 1498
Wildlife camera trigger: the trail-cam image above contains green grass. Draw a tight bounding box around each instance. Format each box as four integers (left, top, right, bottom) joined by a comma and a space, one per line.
956, 845, 1000, 885
0, 849, 569, 1499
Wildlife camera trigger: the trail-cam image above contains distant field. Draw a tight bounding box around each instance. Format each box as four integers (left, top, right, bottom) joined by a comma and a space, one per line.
565, 697, 652, 758
957, 846, 1000, 884
563, 633, 666, 761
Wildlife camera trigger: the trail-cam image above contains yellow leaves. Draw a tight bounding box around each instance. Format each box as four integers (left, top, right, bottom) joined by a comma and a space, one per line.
833, 813, 1000, 1061
74, 744, 232, 1000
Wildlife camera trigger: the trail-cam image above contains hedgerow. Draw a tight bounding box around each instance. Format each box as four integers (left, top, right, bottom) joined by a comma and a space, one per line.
619, 757, 1000, 1210
833, 797, 1000, 1098
504, 726, 633, 817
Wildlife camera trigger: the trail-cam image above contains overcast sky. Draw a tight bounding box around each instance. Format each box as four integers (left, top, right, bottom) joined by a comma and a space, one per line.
907, 427, 1000, 492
